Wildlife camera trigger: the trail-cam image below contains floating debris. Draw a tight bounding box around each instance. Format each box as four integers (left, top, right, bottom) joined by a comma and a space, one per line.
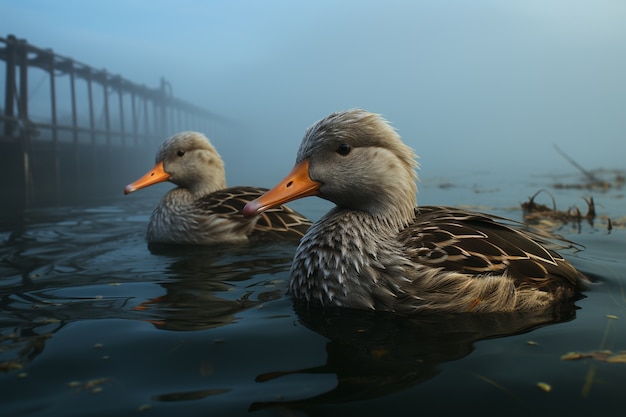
0, 360, 23, 371
34, 318, 62, 324
607, 216, 626, 229
138, 404, 152, 412
561, 350, 626, 364
68, 377, 113, 392
521, 190, 618, 232
522, 190, 596, 224
519, 146, 625, 231
370, 348, 390, 359
536, 382, 552, 392
606, 353, 626, 364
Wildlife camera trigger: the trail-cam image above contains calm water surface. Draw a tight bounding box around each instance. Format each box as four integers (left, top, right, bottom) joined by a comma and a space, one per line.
1, 171, 625, 417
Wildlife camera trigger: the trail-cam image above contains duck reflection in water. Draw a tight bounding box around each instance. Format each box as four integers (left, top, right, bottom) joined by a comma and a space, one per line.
134, 243, 294, 331
250, 300, 578, 411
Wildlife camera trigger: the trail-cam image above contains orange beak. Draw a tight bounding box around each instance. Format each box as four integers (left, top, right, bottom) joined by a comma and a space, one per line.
124, 161, 171, 195
243, 159, 320, 217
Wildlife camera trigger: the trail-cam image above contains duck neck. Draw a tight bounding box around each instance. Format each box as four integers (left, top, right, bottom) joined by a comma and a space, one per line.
362, 172, 417, 231
189, 173, 227, 197
366, 199, 416, 232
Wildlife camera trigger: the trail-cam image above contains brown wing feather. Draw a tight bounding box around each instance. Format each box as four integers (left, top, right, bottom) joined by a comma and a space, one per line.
401, 206, 587, 290
197, 186, 311, 240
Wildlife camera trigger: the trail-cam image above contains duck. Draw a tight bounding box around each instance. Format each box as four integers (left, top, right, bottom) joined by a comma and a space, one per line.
124, 131, 311, 245
243, 110, 590, 314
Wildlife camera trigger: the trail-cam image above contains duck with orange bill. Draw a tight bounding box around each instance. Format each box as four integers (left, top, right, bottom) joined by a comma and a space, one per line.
125, 131, 311, 245
243, 110, 590, 314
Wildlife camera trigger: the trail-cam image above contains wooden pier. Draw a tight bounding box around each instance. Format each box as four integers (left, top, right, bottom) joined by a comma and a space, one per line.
0, 34, 217, 213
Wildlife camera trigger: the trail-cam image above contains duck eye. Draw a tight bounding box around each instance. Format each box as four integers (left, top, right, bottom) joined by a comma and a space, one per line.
177, 150, 185, 157
336, 143, 351, 156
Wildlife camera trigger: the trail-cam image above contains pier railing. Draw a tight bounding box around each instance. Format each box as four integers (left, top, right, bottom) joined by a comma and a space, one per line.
0, 34, 217, 211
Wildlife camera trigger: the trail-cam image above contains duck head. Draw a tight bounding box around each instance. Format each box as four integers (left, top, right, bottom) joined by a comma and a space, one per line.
124, 131, 227, 196
244, 110, 419, 224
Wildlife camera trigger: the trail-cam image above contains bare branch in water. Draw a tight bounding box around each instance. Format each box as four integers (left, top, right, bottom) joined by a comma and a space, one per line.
553, 144, 603, 184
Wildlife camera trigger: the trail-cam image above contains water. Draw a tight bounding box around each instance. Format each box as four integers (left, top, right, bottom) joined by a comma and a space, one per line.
1, 170, 625, 417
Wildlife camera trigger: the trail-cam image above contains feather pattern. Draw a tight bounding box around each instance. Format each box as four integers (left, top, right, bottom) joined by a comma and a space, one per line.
245, 110, 589, 314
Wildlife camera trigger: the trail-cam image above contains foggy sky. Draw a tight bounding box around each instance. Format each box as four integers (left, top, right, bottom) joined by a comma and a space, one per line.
2, 0, 625, 187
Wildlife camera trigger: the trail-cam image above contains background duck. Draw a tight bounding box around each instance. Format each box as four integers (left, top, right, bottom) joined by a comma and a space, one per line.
124, 131, 311, 245
244, 110, 590, 314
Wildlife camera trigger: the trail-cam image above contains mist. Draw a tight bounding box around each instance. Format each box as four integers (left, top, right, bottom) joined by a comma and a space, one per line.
2, 0, 625, 189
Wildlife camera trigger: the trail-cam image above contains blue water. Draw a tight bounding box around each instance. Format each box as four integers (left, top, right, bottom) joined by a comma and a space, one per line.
1, 170, 625, 416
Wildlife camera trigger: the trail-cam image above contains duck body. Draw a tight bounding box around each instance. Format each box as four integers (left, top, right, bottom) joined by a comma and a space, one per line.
147, 185, 310, 245
125, 132, 311, 245
244, 110, 589, 314
289, 205, 583, 313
